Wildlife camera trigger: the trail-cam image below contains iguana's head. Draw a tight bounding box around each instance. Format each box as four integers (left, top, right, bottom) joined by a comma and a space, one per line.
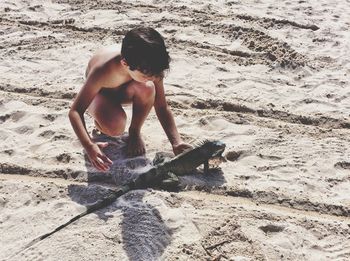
200, 140, 226, 158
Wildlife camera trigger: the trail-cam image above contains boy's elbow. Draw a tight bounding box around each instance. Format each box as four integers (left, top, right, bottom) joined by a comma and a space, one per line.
68, 108, 79, 119
68, 109, 75, 120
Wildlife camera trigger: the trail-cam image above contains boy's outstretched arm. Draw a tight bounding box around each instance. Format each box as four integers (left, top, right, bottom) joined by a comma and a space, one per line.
68, 68, 113, 171
154, 79, 193, 155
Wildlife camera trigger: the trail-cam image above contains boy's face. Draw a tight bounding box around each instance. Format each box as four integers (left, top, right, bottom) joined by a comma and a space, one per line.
121, 59, 157, 83
129, 69, 156, 83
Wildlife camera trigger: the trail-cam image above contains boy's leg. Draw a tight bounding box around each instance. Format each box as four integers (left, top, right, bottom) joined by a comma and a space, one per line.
127, 81, 156, 156
87, 80, 155, 155
87, 88, 127, 137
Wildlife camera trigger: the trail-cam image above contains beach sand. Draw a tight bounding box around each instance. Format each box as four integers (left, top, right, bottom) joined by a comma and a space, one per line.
1, 0, 350, 260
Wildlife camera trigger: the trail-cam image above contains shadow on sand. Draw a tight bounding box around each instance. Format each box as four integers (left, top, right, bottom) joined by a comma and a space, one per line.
67, 133, 226, 260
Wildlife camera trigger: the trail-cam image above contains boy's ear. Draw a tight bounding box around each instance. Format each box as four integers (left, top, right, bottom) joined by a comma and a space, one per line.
121, 58, 128, 67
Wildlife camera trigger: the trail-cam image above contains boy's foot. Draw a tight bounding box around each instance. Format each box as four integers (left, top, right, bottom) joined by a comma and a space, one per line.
127, 132, 146, 157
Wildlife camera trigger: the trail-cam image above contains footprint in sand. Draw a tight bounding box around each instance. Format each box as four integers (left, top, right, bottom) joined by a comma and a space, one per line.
2, 149, 14, 155
38, 130, 55, 138
51, 134, 72, 141
257, 154, 283, 161
14, 125, 34, 134
259, 224, 285, 234
43, 113, 59, 122
334, 161, 350, 170
56, 153, 71, 163
0, 111, 26, 123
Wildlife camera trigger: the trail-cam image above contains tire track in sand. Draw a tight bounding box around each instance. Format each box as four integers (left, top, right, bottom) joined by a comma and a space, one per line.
3, 83, 350, 131
2, 0, 314, 68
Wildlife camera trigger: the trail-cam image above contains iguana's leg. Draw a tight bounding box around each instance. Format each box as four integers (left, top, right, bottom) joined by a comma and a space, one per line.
204, 160, 209, 174
152, 152, 172, 166
159, 172, 180, 190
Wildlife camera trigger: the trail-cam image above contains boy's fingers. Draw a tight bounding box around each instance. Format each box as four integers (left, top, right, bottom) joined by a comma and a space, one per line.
97, 142, 109, 148
94, 158, 108, 171
92, 160, 103, 171
89, 157, 99, 170
101, 158, 111, 170
95, 161, 106, 171
100, 154, 113, 165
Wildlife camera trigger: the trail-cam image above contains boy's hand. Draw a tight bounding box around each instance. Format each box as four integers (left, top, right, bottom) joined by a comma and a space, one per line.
85, 142, 113, 172
172, 142, 193, 155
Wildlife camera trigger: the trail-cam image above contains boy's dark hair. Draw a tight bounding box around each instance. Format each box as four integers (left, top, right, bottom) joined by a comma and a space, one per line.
121, 27, 170, 77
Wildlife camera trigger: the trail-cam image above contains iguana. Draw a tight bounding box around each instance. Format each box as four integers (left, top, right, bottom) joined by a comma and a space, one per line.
133, 139, 226, 189
10, 140, 225, 258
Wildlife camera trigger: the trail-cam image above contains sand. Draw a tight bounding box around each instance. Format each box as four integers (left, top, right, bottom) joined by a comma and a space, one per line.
1, 0, 350, 260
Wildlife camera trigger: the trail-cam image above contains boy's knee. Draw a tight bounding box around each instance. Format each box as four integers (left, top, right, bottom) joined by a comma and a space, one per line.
131, 81, 155, 102
145, 81, 156, 97
141, 81, 156, 103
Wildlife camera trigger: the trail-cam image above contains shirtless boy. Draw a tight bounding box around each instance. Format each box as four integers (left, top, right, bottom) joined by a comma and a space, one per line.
69, 27, 192, 172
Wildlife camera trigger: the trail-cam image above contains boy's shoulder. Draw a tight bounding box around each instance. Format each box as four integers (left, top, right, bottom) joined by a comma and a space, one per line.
86, 46, 123, 82
89, 46, 121, 69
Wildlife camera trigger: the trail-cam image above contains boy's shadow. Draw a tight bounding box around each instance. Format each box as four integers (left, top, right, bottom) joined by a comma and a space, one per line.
67, 133, 226, 260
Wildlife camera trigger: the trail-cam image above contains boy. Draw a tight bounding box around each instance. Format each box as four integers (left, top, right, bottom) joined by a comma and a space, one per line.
69, 27, 192, 172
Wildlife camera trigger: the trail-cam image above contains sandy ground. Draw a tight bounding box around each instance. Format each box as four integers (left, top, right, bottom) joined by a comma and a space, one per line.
1, 0, 350, 260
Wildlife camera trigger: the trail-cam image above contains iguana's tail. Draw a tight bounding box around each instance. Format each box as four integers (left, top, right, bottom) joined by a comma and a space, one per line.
6, 185, 130, 260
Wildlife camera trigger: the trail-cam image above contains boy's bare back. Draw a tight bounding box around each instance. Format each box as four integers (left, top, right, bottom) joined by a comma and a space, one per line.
86, 47, 131, 90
